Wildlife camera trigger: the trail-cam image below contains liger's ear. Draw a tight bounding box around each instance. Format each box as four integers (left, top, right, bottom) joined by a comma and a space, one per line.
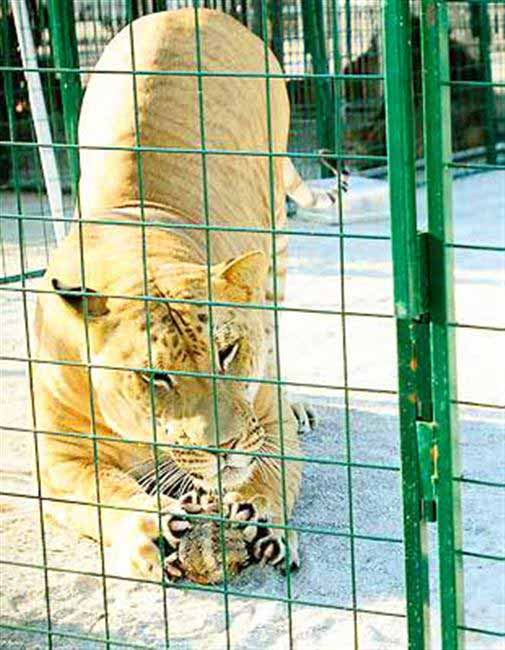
51, 278, 109, 317
215, 250, 268, 290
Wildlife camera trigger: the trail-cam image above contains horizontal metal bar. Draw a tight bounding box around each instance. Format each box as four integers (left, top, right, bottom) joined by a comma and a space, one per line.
0, 210, 392, 242
3, 213, 503, 253
0, 63, 384, 82
0, 139, 388, 163
455, 549, 505, 563
0, 282, 391, 316
0, 283, 393, 321
454, 400, 505, 411
0, 269, 46, 285
447, 242, 505, 253
0, 491, 403, 544
453, 477, 504, 489
447, 322, 505, 333
0, 353, 397, 396
0, 622, 154, 650
442, 79, 505, 89
6, 282, 499, 330
0, 425, 401, 473
0, 563, 406, 618
446, 161, 505, 172
457, 625, 504, 639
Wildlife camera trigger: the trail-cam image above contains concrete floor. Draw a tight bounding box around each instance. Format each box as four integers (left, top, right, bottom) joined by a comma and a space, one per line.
1, 171, 504, 648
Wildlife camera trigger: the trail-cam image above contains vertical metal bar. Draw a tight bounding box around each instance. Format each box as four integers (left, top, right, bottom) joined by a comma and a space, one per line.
301, 0, 334, 177
46, 0, 81, 186
269, 0, 284, 67
125, 14, 172, 646
10, 0, 66, 243
330, 2, 358, 645
126, 1, 138, 22
331, 0, 344, 177
192, 6, 233, 647
240, 0, 248, 27
251, 0, 263, 38
1, 3, 54, 646
383, 1, 431, 649
472, 1, 497, 164
344, 0, 352, 67
383, 0, 421, 319
420, 2, 464, 649
229, 0, 239, 21
259, 1, 295, 645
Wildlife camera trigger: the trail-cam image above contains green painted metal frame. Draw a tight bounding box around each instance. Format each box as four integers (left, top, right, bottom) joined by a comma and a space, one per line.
471, 0, 498, 164
385, 1, 466, 648
383, 3, 431, 648
420, 2, 465, 648
1, 1, 503, 649
46, 0, 82, 187
300, 0, 335, 176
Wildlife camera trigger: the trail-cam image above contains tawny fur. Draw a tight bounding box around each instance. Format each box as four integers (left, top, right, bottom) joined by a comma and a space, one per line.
34, 9, 303, 582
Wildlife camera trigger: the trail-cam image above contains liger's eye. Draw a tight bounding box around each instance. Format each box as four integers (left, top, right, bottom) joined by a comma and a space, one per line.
140, 371, 174, 390
218, 342, 239, 372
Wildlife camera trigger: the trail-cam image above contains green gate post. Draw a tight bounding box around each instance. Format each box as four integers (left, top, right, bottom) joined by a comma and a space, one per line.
470, 1, 498, 164
47, 0, 81, 188
421, 2, 464, 649
383, 1, 431, 648
301, 0, 335, 177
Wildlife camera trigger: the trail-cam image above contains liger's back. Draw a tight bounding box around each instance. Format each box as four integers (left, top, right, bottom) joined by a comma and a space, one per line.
78, 9, 290, 233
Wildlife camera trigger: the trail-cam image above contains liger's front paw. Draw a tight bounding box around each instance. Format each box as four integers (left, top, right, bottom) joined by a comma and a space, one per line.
109, 498, 202, 581
247, 524, 300, 574
180, 489, 258, 527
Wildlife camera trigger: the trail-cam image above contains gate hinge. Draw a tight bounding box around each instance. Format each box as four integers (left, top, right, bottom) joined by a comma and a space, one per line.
416, 421, 439, 522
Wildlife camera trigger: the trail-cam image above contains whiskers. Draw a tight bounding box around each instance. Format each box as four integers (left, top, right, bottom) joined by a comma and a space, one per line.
255, 440, 282, 485
133, 456, 194, 498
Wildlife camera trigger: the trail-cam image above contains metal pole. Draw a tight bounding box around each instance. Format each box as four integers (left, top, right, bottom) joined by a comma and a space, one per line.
331, 0, 343, 167
251, 0, 263, 39
10, 0, 66, 242
301, 0, 334, 177
420, 2, 464, 649
46, 0, 81, 189
344, 0, 352, 68
383, 1, 431, 648
269, 0, 284, 68
472, 1, 497, 164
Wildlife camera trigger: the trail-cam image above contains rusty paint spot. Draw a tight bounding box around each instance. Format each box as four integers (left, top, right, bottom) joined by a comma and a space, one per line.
408, 393, 417, 405
427, 4, 436, 27
410, 357, 418, 372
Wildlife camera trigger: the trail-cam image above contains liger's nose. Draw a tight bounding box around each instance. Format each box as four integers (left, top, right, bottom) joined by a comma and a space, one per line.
218, 437, 237, 464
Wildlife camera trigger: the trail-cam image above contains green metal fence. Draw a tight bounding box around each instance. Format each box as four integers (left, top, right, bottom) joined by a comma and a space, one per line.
0, 1, 504, 649
2, 0, 504, 189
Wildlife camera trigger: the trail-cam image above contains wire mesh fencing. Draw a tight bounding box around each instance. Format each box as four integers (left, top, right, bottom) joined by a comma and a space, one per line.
0, 1, 503, 650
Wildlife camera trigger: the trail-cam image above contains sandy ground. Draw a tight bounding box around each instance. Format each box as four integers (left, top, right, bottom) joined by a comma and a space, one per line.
0, 171, 504, 649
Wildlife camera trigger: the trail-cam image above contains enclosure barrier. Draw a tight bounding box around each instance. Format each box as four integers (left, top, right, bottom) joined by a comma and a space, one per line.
0, 1, 504, 649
